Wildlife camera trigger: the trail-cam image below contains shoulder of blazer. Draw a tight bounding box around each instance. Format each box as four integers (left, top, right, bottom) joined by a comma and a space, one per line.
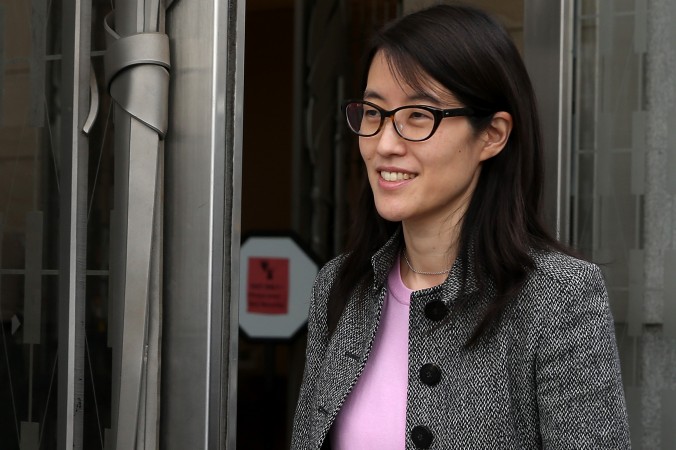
512, 249, 608, 330
528, 249, 604, 291
517, 249, 611, 353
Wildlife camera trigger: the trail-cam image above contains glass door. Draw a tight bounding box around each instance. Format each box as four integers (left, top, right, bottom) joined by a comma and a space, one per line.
1, 0, 116, 448
1, 0, 244, 447
572, 0, 676, 447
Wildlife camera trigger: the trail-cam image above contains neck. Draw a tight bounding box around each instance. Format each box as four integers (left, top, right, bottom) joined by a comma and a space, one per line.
400, 219, 461, 290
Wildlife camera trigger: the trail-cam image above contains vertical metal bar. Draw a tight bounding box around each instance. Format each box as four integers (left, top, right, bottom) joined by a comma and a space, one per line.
628, 249, 644, 336
208, 0, 229, 440
0, 5, 5, 127
163, 1, 213, 443
30, 0, 47, 128
561, 1, 574, 243
116, 119, 159, 450
162, 0, 244, 446
109, 94, 131, 448
107, 209, 118, 439
58, 0, 91, 448
524, 0, 574, 241
571, 3, 581, 249
24, 212, 43, 444
225, 2, 245, 446
292, 0, 308, 237
206, 0, 246, 446
107, 1, 169, 447
591, 4, 601, 258
142, 144, 163, 450
631, 112, 646, 196
24, 212, 43, 345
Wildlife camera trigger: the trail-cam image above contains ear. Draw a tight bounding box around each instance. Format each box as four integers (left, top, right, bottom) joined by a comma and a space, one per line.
478, 111, 512, 162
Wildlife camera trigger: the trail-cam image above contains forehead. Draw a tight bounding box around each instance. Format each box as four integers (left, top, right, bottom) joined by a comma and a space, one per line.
365, 51, 458, 104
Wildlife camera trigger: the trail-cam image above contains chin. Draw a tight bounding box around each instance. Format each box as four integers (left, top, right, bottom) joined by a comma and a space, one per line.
374, 205, 408, 223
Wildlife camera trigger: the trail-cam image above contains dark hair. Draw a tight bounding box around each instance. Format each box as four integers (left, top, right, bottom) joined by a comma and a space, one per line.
328, 4, 569, 346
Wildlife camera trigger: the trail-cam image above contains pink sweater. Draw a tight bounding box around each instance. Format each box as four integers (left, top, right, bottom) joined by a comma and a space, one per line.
331, 256, 412, 449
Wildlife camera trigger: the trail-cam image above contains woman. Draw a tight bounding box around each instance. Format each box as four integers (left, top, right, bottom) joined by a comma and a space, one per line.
291, 4, 630, 449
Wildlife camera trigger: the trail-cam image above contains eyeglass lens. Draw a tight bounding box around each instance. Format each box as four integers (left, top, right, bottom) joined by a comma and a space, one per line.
345, 102, 436, 141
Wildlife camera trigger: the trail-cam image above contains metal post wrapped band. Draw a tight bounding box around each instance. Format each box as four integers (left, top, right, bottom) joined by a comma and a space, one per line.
104, 12, 170, 137
103, 7, 168, 449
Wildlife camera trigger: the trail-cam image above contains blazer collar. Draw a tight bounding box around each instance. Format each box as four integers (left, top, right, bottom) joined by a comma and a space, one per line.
371, 228, 403, 288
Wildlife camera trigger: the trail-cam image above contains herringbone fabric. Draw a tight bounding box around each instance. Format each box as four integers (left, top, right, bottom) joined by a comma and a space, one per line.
291, 232, 630, 449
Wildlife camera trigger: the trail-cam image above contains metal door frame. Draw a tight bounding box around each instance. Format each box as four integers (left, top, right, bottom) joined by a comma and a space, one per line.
161, 0, 245, 448
54, 0, 245, 447
58, 1, 91, 447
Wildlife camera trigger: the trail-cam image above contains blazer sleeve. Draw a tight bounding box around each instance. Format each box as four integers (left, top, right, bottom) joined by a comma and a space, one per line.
534, 263, 631, 449
290, 260, 335, 449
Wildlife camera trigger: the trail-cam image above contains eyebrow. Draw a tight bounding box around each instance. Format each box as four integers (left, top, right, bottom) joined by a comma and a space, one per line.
363, 89, 442, 105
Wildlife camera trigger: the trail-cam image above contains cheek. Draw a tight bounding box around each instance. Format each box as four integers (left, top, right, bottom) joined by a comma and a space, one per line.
428, 145, 478, 182
359, 140, 374, 161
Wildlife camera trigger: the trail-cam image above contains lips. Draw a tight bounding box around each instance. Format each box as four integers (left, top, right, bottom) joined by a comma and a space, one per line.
380, 171, 417, 181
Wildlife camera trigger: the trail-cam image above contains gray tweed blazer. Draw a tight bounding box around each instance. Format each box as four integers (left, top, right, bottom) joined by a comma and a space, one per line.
291, 232, 630, 449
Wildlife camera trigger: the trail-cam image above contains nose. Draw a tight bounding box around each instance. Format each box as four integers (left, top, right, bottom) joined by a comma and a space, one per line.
375, 116, 407, 156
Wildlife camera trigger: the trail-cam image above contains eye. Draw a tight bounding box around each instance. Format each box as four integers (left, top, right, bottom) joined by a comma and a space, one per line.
407, 109, 433, 121
363, 106, 381, 120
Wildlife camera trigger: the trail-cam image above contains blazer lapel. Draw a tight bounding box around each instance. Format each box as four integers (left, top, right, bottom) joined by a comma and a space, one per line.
311, 232, 401, 444
311, 282, 386, 443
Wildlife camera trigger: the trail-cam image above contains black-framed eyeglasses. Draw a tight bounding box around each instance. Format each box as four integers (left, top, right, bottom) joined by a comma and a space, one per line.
342, 100, 476, 142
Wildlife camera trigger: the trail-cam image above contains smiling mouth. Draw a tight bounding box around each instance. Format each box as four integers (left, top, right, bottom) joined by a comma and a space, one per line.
380, 171, 417, 181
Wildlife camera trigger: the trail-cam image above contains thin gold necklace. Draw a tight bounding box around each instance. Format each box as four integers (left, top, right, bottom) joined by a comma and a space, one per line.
402, 250, 451, 276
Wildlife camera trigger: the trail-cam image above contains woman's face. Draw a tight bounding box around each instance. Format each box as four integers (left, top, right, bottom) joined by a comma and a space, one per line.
360, 51, 491, 229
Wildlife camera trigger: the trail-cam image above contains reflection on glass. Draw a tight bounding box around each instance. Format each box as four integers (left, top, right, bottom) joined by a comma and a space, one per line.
573, 0, 676, 447
0, 0, 113, 448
